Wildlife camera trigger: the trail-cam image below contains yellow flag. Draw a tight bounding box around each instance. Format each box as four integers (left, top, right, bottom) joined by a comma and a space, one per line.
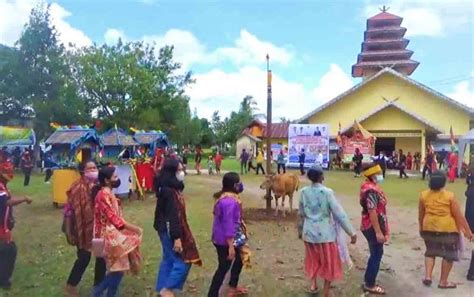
76, 150, 82, 163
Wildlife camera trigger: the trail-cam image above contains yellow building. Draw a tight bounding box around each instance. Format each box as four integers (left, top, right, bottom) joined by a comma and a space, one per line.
298, 10, 473, 161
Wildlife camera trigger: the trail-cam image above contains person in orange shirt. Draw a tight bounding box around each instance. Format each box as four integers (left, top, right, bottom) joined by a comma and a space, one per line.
214, 152, 223, 175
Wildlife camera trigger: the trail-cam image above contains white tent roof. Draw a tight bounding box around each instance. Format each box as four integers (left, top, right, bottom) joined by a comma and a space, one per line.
461, 129, 474, 140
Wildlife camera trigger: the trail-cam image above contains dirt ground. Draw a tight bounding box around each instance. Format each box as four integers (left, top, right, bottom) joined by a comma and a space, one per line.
239, 175, 474, 297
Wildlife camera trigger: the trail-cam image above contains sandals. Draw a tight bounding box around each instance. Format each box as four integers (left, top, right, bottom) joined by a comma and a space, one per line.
438, 282, 457, 289
422, 279, 432, 286
363, 285, 386, 295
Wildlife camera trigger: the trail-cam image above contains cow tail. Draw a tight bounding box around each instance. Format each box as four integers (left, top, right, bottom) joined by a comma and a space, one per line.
294, 175, 300, 191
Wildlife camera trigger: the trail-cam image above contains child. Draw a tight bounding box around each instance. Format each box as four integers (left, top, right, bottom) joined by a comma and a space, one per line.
208, 155, 215, 175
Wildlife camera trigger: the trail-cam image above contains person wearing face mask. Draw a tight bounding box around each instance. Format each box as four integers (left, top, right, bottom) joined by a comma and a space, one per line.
154, 158, 201, 297
64, 161, 106, 297
208, 172, 250, 297
93, 166, 142, 297
359, 164, 389, 295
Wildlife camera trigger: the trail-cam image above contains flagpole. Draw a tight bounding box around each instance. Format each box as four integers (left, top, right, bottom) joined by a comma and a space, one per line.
265, 54, 273, 211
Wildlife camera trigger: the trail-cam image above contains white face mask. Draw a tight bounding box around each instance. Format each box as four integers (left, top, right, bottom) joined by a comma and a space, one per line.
375, 175, 384, 184
176, 171, 185, 182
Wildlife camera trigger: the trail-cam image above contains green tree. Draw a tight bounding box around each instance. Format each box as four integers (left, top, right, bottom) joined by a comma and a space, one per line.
73, 40, 193, 140
12, 4, 89, 137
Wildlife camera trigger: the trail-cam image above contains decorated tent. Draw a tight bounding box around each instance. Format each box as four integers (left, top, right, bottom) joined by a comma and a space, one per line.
340, 120, 376, 163
100, 128, 139, 158
45, 127, 101, 165
133, 130, 169, 156
0, 126, 36, 147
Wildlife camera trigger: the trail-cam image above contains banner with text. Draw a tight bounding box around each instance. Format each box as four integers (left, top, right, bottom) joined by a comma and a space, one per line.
288, 124, 330, 168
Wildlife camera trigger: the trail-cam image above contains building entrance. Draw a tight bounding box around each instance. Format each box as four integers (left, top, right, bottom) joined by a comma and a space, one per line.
375, 137, 395, 156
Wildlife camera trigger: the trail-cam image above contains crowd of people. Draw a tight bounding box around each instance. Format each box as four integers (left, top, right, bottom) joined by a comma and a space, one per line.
1, 144, 474, 297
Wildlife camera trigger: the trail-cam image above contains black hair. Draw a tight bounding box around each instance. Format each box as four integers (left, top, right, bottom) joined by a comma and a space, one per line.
213, 172, 240, 198
77, 160, 96, 177
154, 158, 184, 193
91, 166, 116, 200
429, 170, 446, 191
307, 167, 323, 183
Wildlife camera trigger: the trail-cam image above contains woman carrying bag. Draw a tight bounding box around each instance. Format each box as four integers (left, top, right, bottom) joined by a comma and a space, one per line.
92, 166, 142, 297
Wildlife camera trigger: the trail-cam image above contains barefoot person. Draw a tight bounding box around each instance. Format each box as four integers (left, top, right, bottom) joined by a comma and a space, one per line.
0, 155, 32, 290
64, 161, 106, 297
298, 166, 357, 297
154, 159, 201, 297
360, 164, 389, 295
208, 172, 250, 297
93, 166, 142, 297
419, 170, 473, 289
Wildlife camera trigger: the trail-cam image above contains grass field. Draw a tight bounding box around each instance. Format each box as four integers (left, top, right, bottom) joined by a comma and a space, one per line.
1, 164, 469, 297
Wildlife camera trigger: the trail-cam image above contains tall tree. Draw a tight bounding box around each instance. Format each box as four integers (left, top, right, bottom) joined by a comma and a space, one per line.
14, 4, 89, 137
73, 41, 193, 139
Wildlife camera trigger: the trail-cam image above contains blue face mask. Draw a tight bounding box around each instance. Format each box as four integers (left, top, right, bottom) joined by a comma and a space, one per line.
375, 175, 384, 184
235, 182, 244, 193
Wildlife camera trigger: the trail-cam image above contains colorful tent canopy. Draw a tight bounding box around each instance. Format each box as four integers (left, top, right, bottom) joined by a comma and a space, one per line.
134, 131, 169, 147
101, 128, 139, 147
45, 128, 101, 152
344, 120, 376, 139
0, 126, 36, 146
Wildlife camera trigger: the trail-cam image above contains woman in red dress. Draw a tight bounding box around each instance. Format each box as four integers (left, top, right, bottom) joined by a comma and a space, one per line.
406, 152, 413, 171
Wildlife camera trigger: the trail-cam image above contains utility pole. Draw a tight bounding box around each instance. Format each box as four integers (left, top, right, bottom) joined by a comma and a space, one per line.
265, 54, 273, 211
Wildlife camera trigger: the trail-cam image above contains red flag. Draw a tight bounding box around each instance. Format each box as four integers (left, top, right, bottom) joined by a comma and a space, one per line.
450, 126, 455, 149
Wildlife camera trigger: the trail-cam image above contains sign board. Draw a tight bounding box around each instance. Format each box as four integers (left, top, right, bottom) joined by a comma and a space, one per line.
341, 134, 375, 163
270, 143, 282, 161
288, 124, 330, 168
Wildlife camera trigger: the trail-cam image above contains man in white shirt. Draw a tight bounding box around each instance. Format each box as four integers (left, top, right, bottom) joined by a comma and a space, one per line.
315, 150, 324, 167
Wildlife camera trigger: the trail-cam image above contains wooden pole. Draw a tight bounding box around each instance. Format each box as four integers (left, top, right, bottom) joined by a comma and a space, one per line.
265, 54, 273, 211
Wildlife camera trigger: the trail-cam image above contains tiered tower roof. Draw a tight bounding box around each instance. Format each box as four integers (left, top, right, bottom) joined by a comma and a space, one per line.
352, 8, 419, 78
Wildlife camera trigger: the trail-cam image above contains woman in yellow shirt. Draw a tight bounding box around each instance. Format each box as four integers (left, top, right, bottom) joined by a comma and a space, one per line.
255, 149, 265, 175
419, 171, 473, 289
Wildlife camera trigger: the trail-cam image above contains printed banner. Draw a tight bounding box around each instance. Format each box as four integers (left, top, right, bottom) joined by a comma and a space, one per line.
288, 124, 330, 168
0, 126, 36, 146
341, 135, 375, 163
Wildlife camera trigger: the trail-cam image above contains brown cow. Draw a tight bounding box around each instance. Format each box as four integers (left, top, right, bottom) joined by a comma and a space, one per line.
260, 173, 300, 217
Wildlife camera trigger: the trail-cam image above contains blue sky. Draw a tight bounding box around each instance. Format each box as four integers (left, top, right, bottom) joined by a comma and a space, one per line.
1, 0, 473, 120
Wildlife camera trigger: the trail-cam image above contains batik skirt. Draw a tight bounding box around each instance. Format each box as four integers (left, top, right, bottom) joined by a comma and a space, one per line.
421, 231, 460, 261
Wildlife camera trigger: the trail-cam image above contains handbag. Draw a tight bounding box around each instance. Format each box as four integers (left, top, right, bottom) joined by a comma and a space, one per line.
234, 224, 247, 248
91, 218, 105, 258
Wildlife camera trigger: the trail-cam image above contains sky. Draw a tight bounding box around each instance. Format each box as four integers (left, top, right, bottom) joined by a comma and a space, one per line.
0, 0, 473, 121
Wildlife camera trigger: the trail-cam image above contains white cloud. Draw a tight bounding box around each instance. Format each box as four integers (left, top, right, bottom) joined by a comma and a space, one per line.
210, 29, 293, 66
103, 28, 293, 70
49, 3, 91, 47
448, 79, 474, 108
104, 28, 126, 44
186, 64, 354, 120
0, 0, 91, 47
142, 29, 207, 70
364, 0, 473, 37
312, 64, 354, 102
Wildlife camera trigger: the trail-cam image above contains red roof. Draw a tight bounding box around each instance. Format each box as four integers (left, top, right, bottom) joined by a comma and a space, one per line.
368, 12, 402, 21
241, 120, 289, 139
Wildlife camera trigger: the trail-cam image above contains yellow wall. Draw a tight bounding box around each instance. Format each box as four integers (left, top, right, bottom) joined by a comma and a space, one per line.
396, 137, 422, 155
361, 106, 426, 131
259, 137, 288, 147
307, 72, 471, 137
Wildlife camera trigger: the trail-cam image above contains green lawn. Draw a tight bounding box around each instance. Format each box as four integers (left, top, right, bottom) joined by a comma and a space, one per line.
1, 166, 469, 297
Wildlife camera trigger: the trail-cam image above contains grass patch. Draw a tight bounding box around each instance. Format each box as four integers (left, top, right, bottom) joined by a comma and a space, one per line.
2, 167, 469, 296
